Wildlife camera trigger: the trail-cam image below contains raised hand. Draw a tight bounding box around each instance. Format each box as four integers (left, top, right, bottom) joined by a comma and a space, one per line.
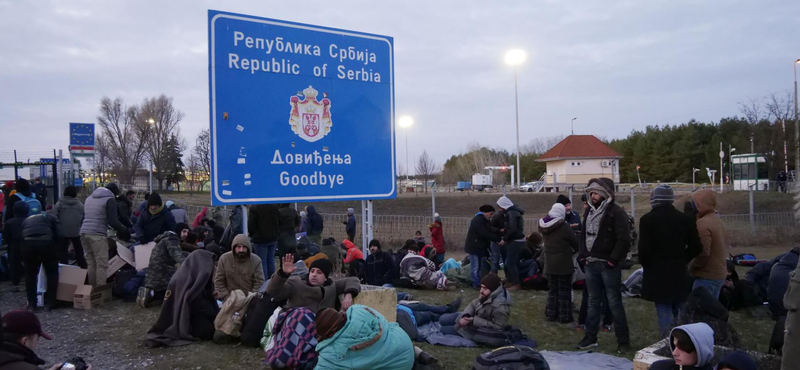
282, 254, 296, 274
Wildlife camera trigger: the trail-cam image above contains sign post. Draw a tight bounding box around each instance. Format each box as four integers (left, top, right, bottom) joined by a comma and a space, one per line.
69, 123, 95, 156
208, 10, 396, 251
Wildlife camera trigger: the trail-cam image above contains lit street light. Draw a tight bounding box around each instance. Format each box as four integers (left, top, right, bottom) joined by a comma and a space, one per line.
147, 118, 155, 191
505, 48, 526, 190
398, 116, 413, 184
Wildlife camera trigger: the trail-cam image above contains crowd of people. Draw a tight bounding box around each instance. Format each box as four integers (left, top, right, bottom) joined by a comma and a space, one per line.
0, 176, 797, 369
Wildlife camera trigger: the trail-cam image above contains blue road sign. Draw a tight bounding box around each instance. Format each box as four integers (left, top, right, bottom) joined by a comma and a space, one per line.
74, 177, 83, 187
208, 10, 396, 205
69, 123, 95, 156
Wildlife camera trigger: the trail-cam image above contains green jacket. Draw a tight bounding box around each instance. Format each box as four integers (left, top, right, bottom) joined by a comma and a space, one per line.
315, 305, 414, 370
455, 285, 512, 339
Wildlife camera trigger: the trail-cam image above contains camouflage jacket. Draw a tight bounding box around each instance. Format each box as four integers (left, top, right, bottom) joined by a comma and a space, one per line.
145, 231, 186, 292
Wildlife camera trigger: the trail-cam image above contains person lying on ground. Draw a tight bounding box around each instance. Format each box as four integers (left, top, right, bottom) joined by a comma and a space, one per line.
714, 351, 756, 370
396, 298, 462, 340
214, 234, 265, 301
138, 231, 186, 308
362, 239, 398, 286
440, 273, 511, 340
297, 235, 320, 255
719, 260, 762, 311
399, 244, 450, 290
267, 255, 361, 312
315, 306, 415, 370
145, 250, 219, 348
0, 310, 94, 370
650, 323, 715, 370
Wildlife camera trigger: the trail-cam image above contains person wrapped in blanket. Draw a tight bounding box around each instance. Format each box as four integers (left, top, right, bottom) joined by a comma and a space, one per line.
439, 273, 511, 340
265, 254, 361, 369
399, 243, 450, 290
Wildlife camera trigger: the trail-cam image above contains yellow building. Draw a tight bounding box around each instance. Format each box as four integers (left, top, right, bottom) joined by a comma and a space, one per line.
536, 135, 622, 186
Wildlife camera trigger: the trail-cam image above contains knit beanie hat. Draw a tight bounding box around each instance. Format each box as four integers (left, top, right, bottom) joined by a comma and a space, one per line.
481, 273, 502, 292
347, 208, 354, 215
322, 238, 333, 246
497, 196, 514, 210
296, 243, 308, 256
369, 239, 381, 250
527, 232, 543, 246
548, 203, 566, 220
717, 351, 756, 370
105, 183, 120, 196
479, 205, 495, 213
556, 194, 571, 206
316, 308, 347, 341
650, 184, 675, 208
174, 222, 190, 235
310, 258, 333, 278
147, 192, 163, 207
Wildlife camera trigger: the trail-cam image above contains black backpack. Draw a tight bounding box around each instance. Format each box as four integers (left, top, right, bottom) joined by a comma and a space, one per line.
470, 325, 530, 348
240, 292, 284, 347
472, 345, 550, 370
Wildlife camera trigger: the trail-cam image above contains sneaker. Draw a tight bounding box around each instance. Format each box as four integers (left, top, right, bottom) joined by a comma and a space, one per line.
569, 323, 586, 332
446, 298, 463, 313
601, 324, 613, 333
577, 336, 598, 349
136, 287, 150, 308
617, 343, 631, 353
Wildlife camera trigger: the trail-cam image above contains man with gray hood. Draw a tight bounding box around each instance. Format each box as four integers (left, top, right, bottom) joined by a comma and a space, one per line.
80, 183, 130, 287
497, 196, 525, 291
650, 322, 715, 370
576, 177, 631, 352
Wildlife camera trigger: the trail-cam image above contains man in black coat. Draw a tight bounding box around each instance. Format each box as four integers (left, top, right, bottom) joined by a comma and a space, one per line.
489, 209, 505, 274
362, 239, 397, 286
21, 212, 60, 310
577, 177, 631, 351
638, 184, 703, 338
249, 204, 281, 278
464, 205, 502, 290
497, 196, 525, 291
557, 194, 582, 235
277, 203, 300, 258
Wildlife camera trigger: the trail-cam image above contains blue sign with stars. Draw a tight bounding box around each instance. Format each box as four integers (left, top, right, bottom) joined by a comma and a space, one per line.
69, 123, 95, 148
208, 10, 396, 205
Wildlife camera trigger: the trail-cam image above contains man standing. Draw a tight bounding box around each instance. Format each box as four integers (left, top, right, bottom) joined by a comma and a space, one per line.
21, 211, 59, 310
783, 257, 800, 370
166, 200, 190, 225
638, 185, 703, 338
52, 186, 86, 268
31, 177, 47, 209
497, 196, 525, 291
343, 208, 356, 242
688, 189, 727, 299
278, 203, 300, 257
577, 178, 631, 352
305, 205, 324, 246
558, 194, 582, 235
249, 203, 281, 278
80, 183, 130, 287
116, 189, 136, 228
214, 234, 265, 301
464, 205, 502, 290
489, 209, 505, 274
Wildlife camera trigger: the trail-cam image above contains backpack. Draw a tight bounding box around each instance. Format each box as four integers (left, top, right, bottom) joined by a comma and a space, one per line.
470, 325, 532, 348
472, 345, 550, 370
16, 193, 42, 216
240, 292, 284, 348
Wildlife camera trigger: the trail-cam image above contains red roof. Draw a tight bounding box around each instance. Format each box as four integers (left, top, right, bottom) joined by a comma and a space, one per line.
536, 135, 622, 162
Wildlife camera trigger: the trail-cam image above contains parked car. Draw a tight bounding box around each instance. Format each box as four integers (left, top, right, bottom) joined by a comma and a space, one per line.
520, 182, 537, 192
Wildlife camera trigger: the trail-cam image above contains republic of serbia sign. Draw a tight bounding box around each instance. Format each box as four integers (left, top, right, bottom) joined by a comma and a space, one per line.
208, 10, 396, 205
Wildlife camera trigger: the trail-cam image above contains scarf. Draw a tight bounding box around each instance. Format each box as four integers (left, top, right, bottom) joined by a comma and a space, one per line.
150, 204, 164, 215
585, 198, 609, 252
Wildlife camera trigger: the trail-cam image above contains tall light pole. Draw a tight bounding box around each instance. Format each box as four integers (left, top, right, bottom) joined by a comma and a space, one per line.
571, 117, 577, 135
794, 59, 799, 182
729, 146, 736, 188
692, 168, 700, 190
398, 116, 413, 185
505, 49, 526, 190
147, 118, 156, 192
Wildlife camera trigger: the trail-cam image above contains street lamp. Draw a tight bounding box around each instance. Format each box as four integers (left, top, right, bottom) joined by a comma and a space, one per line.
794, 59, 799, 183
571, 117, 577, 135
692, 168, 700, 191
398, 116, 413, 184
729, 146, 736, 189
505, 48, 526, 190
147, 118, 156, 191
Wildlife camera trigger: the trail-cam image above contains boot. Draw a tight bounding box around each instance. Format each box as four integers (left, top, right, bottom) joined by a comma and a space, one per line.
446, 298, 463, 313
505, 283, 521, 291
136, 287, 153, 308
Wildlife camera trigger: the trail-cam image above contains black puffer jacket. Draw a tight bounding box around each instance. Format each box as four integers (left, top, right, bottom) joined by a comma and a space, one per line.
746, 253, 785, 300
768, 247, 799, 317
21, 212, 58, 243
578, 178, 631, 265
502, 205, 525, 242
306, 206, 323, 236
465, 213, 501, 256
2, 202, 30, 250
249, 204, 281, 244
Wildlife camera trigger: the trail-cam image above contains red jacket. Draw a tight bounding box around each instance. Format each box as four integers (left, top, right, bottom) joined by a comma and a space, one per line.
342, 240, 364, 264
192, 206, 209, 228
429, 221, 445, 254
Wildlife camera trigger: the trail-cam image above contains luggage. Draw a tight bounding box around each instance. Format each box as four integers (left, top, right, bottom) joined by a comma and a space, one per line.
470, 325, 531, 348
112, 267, 137, 298
240, 292, 284, 347
472, 345, 550, 370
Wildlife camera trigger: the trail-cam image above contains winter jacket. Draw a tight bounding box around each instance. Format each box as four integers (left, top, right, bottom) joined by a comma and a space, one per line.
80, 187, 127, 236
135, 207, 177, 244
306, 206, 323, 236
214, 246, 265, 301
638, 204, 703, 303
193, 207, 209, 228
539, 219, 579, 276
299, 217, 308, 233
464, 213, 501, 256
266, 269, 361, 313
4, 191, 33, 223
345, 214, 356, 236
579, 178, 631, 265
169, 205, 190, 225
52, 196, 84, 237
746, 253, 785, 300
768, 248, 799, 317
429, 220, 445, 254
342, 240, 364, 264
21, 213, 58, 243
649, 323, 715, 370
145, 231, 187, 292
315, 305, 414, 370
116, 194, 134, 228
0, 340, 45, 370
689, 190, 727, 280
2, 202, 30, 251
278, 204, 300, 232
249, 204, 281, 244
454, 285, 513, 340
220, 206, 243, 250
564, 210, 582, 235
363, 250, 398, 286
502, 205, 526, 242
490, 210, 505, 237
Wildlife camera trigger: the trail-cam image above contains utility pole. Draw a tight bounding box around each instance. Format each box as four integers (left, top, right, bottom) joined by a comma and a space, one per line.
794, 59, 799, 182
719, 142, 724, 192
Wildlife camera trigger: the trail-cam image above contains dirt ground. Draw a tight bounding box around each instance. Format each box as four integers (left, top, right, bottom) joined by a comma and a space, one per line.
0, 244, 787, 370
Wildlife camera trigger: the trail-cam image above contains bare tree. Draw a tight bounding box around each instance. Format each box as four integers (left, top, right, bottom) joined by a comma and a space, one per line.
96, 97, 151, 184
738, 97, 767, 125
93, 133, 114, 184
765, 91, 794, 123
191, 129, 211, 191
138, 95, 185, 190
521, 135, 564, 155
415, 150, 439, 193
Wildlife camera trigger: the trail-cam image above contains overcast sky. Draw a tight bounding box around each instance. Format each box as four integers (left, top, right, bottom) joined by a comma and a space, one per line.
1, 0, 798, 173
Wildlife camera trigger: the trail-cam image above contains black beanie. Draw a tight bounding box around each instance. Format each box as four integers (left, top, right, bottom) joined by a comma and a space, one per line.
310, 258, 333, 278
322, 238, 333, 246
479, 205, 495, 213
556, 194, 571, 206
296, 243, 309, 255
106, 183, 120, 196
369, 239, 381, 249
148, 192, 163, 207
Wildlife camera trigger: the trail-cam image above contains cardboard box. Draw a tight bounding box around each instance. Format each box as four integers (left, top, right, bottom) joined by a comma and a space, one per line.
73, 284, 112, 309
354, 285, 397, 322
133, 242, 155, 270
57, 265, 88, 302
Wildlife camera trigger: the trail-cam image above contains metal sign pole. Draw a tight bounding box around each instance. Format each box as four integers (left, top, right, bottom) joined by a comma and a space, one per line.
241, 205, 248, 237
431, 183, 436, 221
361, 200, 367, 255
367, 200, 374, 245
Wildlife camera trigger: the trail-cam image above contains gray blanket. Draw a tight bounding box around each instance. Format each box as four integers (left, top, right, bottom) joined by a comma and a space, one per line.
417, 322, 476, 347
540, 350, 632, 370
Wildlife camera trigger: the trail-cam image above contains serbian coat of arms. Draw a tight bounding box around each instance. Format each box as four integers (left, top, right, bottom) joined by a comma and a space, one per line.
289, 85, 332, 142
